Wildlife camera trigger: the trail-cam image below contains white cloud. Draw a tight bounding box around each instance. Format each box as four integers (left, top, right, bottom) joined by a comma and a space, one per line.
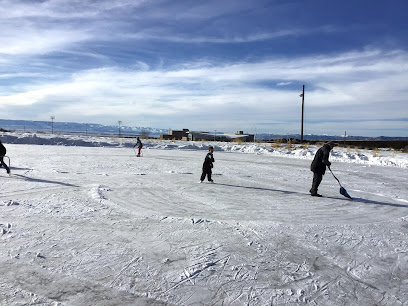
0, 0, 144, 19
0, 0, 343, 58
0, 27, 91, 55
1, 48, 407, 136
277, 82, 292, 86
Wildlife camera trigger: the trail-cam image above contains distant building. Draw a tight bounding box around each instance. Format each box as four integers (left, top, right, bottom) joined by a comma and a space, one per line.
160, 129, 189, 140
189, 131, 216, 141
189, 131, 254, 142
160, 129, 254, 142
224, 131, 255, 142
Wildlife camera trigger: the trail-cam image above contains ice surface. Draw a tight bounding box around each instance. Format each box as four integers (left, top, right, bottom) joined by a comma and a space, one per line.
1, 133, 408, 305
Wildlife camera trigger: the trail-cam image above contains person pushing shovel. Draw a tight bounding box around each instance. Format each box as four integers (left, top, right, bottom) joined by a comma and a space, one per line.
310, 141, 337, 197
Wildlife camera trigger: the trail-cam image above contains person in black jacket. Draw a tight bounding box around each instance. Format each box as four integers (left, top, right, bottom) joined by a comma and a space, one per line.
310, 141, 337, 197
0, 140, 10, 175
200, 146, 214, 183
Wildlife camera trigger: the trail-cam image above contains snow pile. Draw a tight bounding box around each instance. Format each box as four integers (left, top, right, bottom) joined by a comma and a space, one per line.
1, 132, 407, 168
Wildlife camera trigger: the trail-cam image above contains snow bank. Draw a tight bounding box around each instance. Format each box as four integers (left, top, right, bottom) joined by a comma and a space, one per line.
1, 132, 407, 168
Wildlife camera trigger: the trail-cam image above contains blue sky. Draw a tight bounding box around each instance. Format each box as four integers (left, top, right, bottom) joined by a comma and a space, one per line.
0, 0, 407, 137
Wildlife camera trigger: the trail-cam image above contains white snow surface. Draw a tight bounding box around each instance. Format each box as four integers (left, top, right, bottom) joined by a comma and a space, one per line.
1, 132, 408, 305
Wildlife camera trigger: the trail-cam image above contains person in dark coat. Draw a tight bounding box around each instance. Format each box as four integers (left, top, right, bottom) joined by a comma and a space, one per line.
310, 141, 337, 197
0, 140, 10, 175
200, 146, 214, 183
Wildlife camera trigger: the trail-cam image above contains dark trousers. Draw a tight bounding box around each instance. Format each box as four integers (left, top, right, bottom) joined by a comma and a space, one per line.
0, 156, 10, 173
311, 172, 323, 194
200, 168, 212, 182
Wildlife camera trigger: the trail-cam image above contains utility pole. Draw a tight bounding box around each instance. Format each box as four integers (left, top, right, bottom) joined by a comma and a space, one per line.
300, 85, 305, 142
50, 116, 55, 134
214, 130, 217, 141
118, 120, 122, 137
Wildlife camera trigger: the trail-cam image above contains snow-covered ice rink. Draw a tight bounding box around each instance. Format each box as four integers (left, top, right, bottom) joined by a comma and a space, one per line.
1, 134, 408, 305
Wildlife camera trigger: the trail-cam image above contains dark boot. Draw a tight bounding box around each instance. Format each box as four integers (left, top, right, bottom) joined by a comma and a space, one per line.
311, 173, 323, 196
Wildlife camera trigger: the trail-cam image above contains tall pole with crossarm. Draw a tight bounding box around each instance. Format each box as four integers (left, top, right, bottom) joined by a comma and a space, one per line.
50, 116, 55, 134
300, 85, 305, 142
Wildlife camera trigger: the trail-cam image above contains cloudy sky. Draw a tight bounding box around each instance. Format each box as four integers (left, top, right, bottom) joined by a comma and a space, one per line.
0, 0, 407, 137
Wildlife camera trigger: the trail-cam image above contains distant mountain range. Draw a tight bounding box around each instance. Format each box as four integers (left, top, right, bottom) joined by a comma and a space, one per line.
1, 118, 407, 141
0, 119, 167, 137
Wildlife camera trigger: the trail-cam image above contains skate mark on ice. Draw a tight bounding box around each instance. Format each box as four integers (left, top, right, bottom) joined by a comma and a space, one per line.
0, 258, 165, 305
1, 200, 19, 206
1, 222, 12, 235
191, 218, 211, 224
99, 172, 408, 225
167, 170, 193, 175
109, 256, 142, 287
164, 254, 231, 293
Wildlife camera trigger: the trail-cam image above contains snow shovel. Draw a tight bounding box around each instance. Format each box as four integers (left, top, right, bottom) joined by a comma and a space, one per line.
328, 167, 352, 199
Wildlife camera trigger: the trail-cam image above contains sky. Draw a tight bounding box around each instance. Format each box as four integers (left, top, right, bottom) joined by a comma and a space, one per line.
0, 0, 407, 137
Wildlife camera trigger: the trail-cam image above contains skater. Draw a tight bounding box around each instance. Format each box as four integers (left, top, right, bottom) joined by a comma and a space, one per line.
0, 140, 10, 175
133, 137, 143, 157
200, 146, 214, 183
310, 141, 337, 197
